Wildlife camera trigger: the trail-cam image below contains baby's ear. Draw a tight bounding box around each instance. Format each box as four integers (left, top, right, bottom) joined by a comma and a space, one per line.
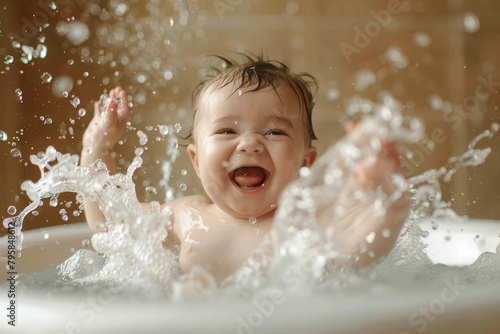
187, 143, 200, 178
302, 146, 317, 167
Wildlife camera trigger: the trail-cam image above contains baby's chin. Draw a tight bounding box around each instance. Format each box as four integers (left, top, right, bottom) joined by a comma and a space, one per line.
217, 202, 278, 221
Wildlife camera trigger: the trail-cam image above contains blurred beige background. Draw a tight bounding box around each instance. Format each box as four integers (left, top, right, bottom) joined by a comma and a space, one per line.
1, 0, 500, 234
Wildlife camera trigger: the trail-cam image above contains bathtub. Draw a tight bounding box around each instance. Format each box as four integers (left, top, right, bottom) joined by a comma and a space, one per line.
1, 218, 500, 334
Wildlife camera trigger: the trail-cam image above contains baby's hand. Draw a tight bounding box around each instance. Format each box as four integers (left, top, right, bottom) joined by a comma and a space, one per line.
346, 122, 410, 209
82, 87, 130, 153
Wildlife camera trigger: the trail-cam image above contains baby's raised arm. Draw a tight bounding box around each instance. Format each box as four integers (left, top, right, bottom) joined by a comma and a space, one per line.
80, 87, 130, 232
332, 123, 410, 268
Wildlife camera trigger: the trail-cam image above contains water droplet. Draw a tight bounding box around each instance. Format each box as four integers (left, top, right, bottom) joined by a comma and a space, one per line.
163, 70, 173, 80
32, 210, 39, 216
56, 21, 90, 45
42, 231, 50, 240
15, 88, 22, 102
254, 228, 260, 235
34, 44, 48, 58
4, 55, 14, 65
114, 3, 128, 16
78, 108, 87, 117
137, 130, 148, 146
44, 118, 53, 125
158, 125, 169, 135
134, 147, 144, 156
41, 72, 53, 83
326, 88, 340, 101
249, 217, 257, 224
286, 1, 300, 14
52, 75, 74, 98
113, 97, 122, 104
70, 96, 80, 108
7, 206, 17, 215
181, 169, 188, 176
354, 69, 376, 91
146, 186, 158, 195
73, 210, 80, 217
365, 232, 376, 244
49, 197, 58, 207
385, 46, 408, 69
179, 183, 187, 191
82, 239, 90, 248
413, 32, 431, 47
174, 123, 182, 133
270, 204, 277, 209
381, 229, 392, 238
10, 148, 21, 158
463, 12, 480, 33
0, 130, 8, 141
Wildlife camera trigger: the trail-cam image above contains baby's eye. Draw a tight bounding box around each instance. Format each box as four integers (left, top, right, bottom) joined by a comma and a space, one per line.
216, 129, 236, 135
266, 129, 286, 136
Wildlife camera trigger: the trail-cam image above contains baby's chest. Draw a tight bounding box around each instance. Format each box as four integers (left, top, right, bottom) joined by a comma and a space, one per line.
177, 224, 264, 280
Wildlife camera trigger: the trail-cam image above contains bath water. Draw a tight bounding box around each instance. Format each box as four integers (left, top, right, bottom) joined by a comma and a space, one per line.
2, 1, 500, 333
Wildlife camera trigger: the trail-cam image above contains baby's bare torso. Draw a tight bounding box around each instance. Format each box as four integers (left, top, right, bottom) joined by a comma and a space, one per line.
165, 195, 273, 283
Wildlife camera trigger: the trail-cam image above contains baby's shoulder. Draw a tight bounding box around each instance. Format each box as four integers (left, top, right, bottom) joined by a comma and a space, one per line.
161, 195, 211, 211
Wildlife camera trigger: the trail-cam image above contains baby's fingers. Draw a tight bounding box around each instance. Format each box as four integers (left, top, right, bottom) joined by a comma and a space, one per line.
116, 89, 130, 123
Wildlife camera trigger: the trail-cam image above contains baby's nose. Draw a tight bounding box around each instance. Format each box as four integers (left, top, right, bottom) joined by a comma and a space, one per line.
236, 134, 264, 154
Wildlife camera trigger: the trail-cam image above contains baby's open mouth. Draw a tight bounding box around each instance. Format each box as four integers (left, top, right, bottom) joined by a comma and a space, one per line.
230, 166, 269, 189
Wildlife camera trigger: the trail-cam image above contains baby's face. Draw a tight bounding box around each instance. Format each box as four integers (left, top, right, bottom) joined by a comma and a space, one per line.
188, 82, 317, 220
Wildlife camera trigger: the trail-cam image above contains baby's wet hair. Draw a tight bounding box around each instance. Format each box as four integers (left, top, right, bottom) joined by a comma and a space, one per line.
183, 53, 318, 145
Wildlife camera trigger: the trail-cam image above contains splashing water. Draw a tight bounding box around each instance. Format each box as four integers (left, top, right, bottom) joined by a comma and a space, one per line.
3, 4, 500, 325
4, 82, 500, 300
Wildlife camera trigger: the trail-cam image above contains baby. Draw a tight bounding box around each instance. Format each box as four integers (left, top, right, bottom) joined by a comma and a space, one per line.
81, 56, 410, 283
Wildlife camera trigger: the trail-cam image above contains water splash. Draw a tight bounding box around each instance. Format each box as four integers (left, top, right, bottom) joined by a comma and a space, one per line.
408, 122, 499, 219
